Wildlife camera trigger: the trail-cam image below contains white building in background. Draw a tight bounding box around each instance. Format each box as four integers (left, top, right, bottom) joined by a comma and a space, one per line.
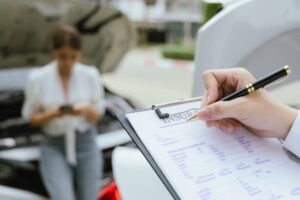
101, 0, 203, 43
102, 0, 202, 23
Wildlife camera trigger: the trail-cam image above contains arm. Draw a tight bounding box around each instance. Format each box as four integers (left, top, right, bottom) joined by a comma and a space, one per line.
73, 103, 101, 123
30, 107, 63, 127
22, 71, 64, 127
84, 107, 101, 123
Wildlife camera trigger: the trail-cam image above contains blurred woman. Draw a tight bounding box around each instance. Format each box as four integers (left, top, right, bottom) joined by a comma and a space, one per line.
22, 25, 105, 200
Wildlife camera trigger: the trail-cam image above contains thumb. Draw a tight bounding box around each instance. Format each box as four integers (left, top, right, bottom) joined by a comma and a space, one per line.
197, 100, 241, 121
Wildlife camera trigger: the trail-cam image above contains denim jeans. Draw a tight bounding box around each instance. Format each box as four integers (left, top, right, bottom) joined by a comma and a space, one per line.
39, 127, 102, 200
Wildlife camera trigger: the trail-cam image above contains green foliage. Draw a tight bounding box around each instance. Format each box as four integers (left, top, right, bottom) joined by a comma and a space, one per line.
161, 44, 195, 60
202, 2, 223, 23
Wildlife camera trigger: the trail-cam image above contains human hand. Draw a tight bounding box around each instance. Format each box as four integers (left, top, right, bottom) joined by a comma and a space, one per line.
72, 102, 92, 116
30, 106, 64, 127
198, 68, 297, 140
47, 106, 64, 119
72, 102, 101, 123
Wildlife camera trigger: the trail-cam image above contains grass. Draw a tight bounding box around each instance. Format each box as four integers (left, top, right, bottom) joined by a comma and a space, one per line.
160, 44, 195, 60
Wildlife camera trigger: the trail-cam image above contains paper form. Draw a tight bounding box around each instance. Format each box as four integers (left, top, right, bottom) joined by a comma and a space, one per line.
126, 101, 300, 200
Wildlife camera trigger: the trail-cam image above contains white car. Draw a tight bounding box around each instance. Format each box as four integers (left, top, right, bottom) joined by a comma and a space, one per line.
0, 0, 135, 199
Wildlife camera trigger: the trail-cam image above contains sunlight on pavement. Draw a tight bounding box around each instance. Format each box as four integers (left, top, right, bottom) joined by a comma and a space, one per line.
102, 47, 195, 107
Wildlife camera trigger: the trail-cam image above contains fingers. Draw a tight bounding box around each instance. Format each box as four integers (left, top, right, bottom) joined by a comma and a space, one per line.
198, 100, 243, 121
201, 90, 208, 108
202, 71, 220, 105
206, 119, 242, 133
202, 70, 235, 106
201, 68, 255, 107
200, 68, 258, 134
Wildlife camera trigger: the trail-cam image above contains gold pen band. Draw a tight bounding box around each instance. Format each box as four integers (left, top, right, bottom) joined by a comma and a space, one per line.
246, 83, 255, 94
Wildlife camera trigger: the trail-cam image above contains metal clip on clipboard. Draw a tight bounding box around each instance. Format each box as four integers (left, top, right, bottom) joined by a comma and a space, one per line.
152, 97, 203, 119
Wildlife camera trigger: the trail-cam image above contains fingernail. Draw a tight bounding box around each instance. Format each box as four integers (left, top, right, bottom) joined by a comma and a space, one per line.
198, 108, 210, 120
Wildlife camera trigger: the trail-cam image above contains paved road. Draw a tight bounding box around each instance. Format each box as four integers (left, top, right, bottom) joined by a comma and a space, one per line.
103, 47, 300, 108
102, 47, 194, 107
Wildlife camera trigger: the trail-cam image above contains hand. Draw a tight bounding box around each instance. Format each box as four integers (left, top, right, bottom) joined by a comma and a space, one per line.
47, 106, 64, 119
72, 102, 101, 123
72, 102, 92, 116
30, 106, 64, 127
197, 68, 298, 140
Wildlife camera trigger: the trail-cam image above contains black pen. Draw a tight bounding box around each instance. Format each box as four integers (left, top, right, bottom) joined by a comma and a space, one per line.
188, 65, 292, 121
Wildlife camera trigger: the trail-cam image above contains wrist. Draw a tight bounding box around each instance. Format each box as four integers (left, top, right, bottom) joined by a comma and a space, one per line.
276, 105, 298, 140
85, 105, 100, 122
46, 108, 60, 119
83, 105, 91, 115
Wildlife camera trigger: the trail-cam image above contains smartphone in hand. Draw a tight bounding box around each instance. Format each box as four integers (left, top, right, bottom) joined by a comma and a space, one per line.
59, 105, 74, 114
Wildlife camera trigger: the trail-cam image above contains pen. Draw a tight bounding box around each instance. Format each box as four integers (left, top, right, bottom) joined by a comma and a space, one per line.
188, 65, 292, 121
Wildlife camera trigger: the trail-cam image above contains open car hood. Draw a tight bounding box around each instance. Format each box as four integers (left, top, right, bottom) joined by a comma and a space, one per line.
0, 0, 135, 73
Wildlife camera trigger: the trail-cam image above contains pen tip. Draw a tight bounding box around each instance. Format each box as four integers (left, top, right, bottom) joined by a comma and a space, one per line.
188, 114, 198, 122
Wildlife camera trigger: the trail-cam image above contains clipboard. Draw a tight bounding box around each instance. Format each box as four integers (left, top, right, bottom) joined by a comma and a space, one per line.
117, 97, 202, 200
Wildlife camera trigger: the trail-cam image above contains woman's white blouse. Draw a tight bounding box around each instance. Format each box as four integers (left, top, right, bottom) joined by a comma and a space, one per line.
22, 61, 105, 165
